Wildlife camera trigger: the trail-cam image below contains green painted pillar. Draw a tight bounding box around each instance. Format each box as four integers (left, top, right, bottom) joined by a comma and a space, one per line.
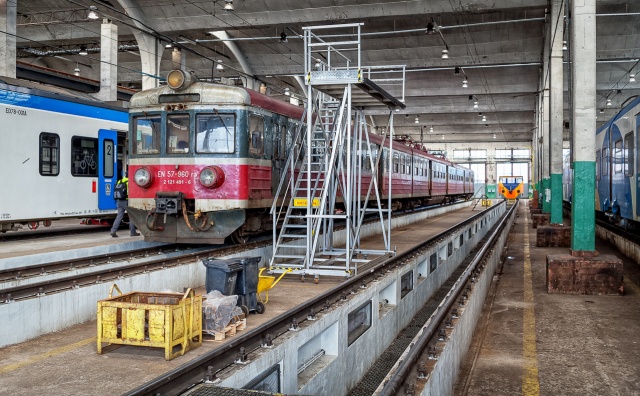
541, 178, 551, 213
550, 173, 563, 223
570, 0, 596, 252
570, 162, 595, 250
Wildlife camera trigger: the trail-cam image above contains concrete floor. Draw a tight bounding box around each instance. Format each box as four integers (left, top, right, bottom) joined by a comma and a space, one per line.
455, 202, 640, 396
0, 204, 484, 396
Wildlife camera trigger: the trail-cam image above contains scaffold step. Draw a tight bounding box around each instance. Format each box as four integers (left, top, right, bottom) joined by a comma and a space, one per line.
283, 224, 307, 228
274, 254, 306, 259
280, 234, 307, 238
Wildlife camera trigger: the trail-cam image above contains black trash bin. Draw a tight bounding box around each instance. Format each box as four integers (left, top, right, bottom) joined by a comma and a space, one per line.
234, 257, 264, 314
202, 259, 243, 295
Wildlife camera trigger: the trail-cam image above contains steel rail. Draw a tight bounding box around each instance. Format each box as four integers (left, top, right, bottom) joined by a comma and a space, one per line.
379, 201, 517, 396
124, 202, 501, 396
0, 241, 264, 302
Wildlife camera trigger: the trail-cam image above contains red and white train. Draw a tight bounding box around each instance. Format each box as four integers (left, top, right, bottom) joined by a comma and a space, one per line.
126, 70, 474, 244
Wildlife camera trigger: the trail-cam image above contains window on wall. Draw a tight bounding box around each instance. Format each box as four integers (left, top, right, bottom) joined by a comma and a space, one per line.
624, 132, 634, 176
39, 133, 59, 176
453, 149, 487, 160
602, 147, 609, 176
71, 136, 98, 176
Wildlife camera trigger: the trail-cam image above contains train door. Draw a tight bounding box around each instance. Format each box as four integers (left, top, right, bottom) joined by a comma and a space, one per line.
98, 129, 118, 210
637, 120, 640, 217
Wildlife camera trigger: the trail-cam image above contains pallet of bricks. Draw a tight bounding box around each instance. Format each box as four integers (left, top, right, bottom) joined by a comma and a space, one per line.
202, 290, 247, 342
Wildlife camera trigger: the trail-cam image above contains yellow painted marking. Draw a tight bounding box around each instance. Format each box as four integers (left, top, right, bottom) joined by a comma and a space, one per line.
0, 336, 95, 374
522, 213, 540, 395
293, 198, 320, 207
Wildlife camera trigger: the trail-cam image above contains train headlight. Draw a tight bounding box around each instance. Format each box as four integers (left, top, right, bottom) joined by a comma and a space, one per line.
134, 167, 153, 188
199, 166, 225, 189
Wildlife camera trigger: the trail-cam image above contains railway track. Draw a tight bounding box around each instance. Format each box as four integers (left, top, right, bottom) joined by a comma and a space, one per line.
120, 202, 509, 396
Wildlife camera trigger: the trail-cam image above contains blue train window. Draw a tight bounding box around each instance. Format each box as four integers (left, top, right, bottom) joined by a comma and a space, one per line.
39, 132, 59, 176
614, 139, 623, 174
596, 149, 601, 180
624, 132, 634, 176
602, 147, 609, 176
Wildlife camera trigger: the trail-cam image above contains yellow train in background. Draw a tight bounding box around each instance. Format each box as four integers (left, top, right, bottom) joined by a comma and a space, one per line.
498, 176, 525, 200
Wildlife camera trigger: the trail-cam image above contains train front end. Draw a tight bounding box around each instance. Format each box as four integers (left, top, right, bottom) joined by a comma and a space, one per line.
127, 70, 249, 244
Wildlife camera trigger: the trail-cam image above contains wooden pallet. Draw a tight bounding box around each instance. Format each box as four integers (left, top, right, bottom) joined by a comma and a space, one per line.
204, 317, 247, 342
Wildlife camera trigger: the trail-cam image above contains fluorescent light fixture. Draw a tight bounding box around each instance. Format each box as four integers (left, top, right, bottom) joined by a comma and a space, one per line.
441, 134, 445, 140
493, 133, 496, 139
414, 116, 419, 124
441, 49, 449, 59
474, 101, 478, 109
74, 67, 80, 76
284, 87, 290, 96
462, 80, 468, 88
79, 45, 88, 56
562, 41, 568, 51
216, 60, 224, 71
606, 99, 612, 107
224, 0, 234, 11
630, 73, 636, 83
87, 6, 99, 20
430, 126, 434, 133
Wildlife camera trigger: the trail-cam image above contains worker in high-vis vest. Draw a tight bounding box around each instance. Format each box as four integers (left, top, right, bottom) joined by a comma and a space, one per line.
110, 171, 140, 238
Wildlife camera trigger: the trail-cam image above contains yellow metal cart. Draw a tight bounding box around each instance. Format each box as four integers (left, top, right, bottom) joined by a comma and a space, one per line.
96, 284, 202, 360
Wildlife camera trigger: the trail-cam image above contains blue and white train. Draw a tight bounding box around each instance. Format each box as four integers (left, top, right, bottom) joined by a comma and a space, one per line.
595, 95, 639, 227
0, 78, 129, 232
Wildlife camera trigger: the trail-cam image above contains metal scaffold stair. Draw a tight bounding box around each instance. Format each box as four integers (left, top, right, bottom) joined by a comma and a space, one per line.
269, 23, 407, 279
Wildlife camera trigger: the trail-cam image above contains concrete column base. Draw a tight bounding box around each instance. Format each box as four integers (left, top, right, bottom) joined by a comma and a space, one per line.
536, 224, 571, 247
532, 213, 550, 228
546, 251, 623, 295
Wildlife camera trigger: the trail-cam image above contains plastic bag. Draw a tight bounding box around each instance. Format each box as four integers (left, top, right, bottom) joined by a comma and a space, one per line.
202, 290, 241, 334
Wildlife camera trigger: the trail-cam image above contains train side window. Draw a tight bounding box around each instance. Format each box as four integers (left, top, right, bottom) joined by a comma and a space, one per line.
166, 114, 190, 154
249, 114, 264, 156
596, 149, 601, 180
614, 139, 623, 173
277, 125, 287, 159
602, 147, 609, 176
39, 132, 59, 176
133, 115, 161, 155
393, 153, 399, 173
624, 132, 634, 176
71, 136, 99, 177
196, 113, 236, 153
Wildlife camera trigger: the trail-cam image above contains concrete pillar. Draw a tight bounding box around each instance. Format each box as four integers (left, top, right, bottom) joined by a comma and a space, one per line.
172, 47, 185, 71
138, 34, 163, 90
93, 20, 118, 102
570, 0, 596, 251
550, 0, 564, 224
541, 68, 551, 213
0, 0, 16, 78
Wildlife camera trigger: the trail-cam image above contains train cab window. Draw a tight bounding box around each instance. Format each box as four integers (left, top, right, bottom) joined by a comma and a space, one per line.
596, 149, 601, 180
133, 115, 161, 155
39, 133, 59, 176
614, 139, 623, 173
166, 114, 190, 154
71, 136, 98, 177
249, 114, 264, 156
602, 147, 609, 176
196, 113, 235, 153
624, 132, 634, 176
